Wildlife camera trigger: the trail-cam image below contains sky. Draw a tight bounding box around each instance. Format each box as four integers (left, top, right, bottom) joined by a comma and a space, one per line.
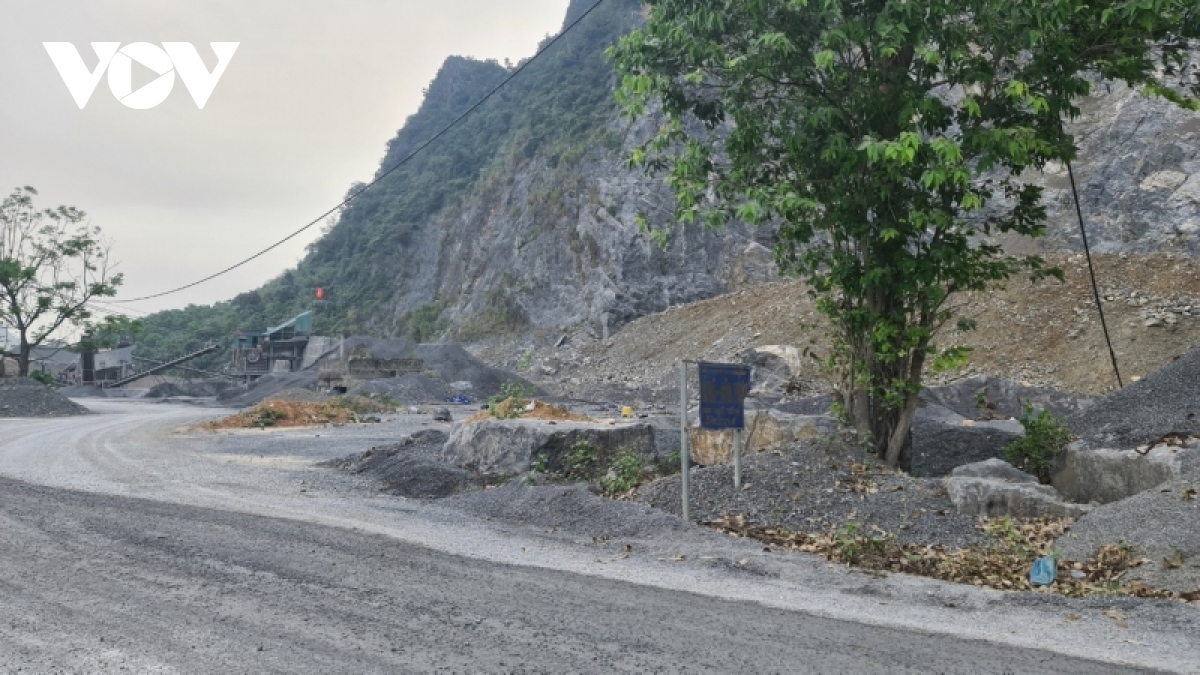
0, 0, 572, 321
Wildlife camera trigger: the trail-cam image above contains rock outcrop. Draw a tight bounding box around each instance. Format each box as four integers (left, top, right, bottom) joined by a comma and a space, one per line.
440, 418, 655, 475
944, 460, 1091, 519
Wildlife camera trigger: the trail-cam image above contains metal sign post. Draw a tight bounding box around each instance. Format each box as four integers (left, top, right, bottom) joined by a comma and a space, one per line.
679, 361, 690, 522
733, 427, 742, 489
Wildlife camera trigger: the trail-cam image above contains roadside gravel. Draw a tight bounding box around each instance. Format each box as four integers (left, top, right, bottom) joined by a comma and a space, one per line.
0, 378, 88, 417
634, 434, 988, 548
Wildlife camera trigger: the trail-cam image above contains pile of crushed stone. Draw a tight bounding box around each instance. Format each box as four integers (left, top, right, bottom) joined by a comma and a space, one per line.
217, 371, 319, 407
144, 379, 240, 399
349, 373, 452, 405
318, 430, 484, 499
634, 433, 987, 549
1068, 348, 1200, 449
410, 344, 536, 399
0, 378, 89, 417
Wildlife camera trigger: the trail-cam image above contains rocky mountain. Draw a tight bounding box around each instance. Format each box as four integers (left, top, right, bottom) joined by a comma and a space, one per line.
135, 1, 1199, 366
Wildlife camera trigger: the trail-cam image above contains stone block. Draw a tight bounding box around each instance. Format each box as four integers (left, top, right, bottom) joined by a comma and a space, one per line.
440, 419, 655, 475
944, 476, 1092, 518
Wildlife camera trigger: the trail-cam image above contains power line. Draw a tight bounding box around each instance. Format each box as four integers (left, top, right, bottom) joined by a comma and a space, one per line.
1067, 161, 1123, 389
111, 0, 609, 305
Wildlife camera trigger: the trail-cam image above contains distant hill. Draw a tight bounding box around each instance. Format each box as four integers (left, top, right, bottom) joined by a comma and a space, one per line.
136, 1, 1199, 371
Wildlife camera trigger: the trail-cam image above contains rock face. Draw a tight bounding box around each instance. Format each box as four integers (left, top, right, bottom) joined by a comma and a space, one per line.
440, 418, 655, 474
1032, 77, 1200, 256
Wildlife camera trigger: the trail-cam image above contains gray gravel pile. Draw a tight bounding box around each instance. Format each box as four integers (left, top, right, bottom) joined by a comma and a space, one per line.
634, 434, 987, 548
365, 338, 419, 360
217, 371, 319, 407
921, 376, 1096, 420
320, 430, 479, 499
1056, 478, 1200, 593
0, 379, 89, 417
411, 344, 536, 399
350, 373, 453, 404
1068, 348, 1200, 449
144, 379, 240, 399
445, 484, 691, 539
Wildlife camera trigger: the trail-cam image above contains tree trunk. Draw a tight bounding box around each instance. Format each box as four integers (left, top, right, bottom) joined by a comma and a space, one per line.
18, 340, 30, 378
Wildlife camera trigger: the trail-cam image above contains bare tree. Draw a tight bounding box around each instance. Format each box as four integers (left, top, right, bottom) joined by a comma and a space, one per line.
0, 186, 123, 377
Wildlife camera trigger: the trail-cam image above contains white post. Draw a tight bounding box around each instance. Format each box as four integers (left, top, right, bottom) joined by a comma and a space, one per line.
733, 427, 742, 489
679, 362, 690, 522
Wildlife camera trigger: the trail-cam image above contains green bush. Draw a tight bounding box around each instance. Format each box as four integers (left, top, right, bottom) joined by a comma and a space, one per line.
1004, 403, 1073, 484
564, 440, 598, 481
488, 381, 535, 419
28, 371, 56, 387
600, 451, 645, 495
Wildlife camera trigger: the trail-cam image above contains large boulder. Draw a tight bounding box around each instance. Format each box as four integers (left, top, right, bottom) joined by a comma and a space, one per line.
909, 406, 1024, 477
950, 458, 1039, 484
440, 418, 655, 475
742, 345, 807, 397
921, 376, 1096, 420
944, 475, 1092, 519
686, 410, 838, 465
1052, 440, 1194, 505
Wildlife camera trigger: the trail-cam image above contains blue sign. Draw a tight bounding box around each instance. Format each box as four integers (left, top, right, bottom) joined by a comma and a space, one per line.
698, 362, 751, 430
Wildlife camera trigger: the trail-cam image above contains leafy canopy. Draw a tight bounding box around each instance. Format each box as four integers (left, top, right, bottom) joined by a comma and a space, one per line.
611, 0, 1198, 464
0, 186, 123, 374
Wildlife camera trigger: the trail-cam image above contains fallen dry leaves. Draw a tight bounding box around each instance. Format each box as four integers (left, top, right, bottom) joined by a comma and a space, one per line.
706, 513, 1200, 602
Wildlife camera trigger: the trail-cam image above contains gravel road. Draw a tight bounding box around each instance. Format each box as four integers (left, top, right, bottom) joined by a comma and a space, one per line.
0, 400, 1196, 672
0, 477, 1154, 674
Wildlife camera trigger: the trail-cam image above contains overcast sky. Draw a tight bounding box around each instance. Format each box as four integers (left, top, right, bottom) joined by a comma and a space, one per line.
0, 0, 572, 320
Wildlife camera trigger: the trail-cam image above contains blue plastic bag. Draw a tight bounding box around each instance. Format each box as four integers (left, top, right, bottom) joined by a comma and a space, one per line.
1029, 555, 1057, 586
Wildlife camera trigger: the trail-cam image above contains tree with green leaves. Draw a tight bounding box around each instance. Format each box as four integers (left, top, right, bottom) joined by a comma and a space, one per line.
0, 187, 124, 377
610, 0, 1198, 467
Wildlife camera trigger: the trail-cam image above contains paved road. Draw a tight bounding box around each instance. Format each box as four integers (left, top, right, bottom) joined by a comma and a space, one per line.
0, 477, 1154, 674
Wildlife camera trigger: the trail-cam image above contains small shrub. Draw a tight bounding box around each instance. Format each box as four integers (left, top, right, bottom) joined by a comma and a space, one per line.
28, 371, 56, 387
833, 521, 863, 563
1004, 402, 1073, 484
252, 407, 286, 428
600, 451, 645, 495
564, 440, 598, 481
654, 451, 682, 477
488, 381, 535, 419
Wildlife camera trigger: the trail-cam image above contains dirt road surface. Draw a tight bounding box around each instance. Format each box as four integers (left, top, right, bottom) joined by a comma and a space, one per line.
0, 400, 1195, 672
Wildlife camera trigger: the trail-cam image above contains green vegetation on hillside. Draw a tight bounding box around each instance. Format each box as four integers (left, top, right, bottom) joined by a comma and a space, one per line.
134, 0, 640, 366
